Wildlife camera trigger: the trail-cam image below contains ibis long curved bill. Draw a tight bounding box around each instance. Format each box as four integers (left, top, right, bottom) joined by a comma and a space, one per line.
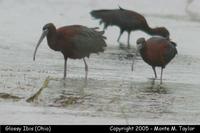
33, 29, 48, 61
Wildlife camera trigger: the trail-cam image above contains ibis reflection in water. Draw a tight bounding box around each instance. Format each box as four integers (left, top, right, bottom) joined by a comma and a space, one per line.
90, 7, 170, 46
33, 23, 107, 79
132, 37, 177, 84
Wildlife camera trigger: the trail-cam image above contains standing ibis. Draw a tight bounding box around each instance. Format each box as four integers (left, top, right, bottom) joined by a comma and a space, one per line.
133, 37, 177, 84
90, 7, 170, 46
33, 23, 107, 79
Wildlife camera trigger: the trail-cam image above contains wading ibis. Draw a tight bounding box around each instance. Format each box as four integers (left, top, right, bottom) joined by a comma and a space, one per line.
133, 37, 177, 84
33, 23, 107, 79
90, 7, 170, 46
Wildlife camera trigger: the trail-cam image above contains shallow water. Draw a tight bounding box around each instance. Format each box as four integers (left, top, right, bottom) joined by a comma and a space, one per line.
0, 44, 200, 124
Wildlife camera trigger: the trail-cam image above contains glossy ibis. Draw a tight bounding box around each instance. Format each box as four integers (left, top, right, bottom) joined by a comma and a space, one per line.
33, 23, 107, 79
133, 37, 177, 84
90, 7, 170, 46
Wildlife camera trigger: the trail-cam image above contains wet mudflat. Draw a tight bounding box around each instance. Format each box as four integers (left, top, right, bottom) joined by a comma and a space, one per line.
0, 45, 200, 124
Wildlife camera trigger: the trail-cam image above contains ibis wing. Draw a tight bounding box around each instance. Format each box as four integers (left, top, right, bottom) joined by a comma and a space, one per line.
72, 26, 107, 56
147, 37, 177, 66
163, 42, 177, 64
91, 9, 147, 29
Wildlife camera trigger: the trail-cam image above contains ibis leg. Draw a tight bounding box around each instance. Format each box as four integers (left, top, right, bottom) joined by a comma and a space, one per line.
103, 24, 108, 31
103, 25, 106, 31
160, 68, 163, 84
117, 29, 124, 42
127, 32, 131, 46
64, 58, 67, 79
83, 58, 88, 79
152, 66, 157, 79
131, 53, 137, 71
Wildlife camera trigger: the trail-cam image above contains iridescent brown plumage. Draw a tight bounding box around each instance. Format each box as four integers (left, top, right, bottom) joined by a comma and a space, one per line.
134, 36, 177, 84
33, 23, 107, 79
91, 7, 170, 46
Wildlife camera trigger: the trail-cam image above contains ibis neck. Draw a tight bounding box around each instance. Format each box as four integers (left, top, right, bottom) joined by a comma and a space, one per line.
46, 28, 60, 51
144, 26, 159, 36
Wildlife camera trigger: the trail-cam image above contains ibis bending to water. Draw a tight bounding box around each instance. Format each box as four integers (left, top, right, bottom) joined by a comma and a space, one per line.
90, 7, 170, 46
133, 37, 177, 84
33, 23, 107, 79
